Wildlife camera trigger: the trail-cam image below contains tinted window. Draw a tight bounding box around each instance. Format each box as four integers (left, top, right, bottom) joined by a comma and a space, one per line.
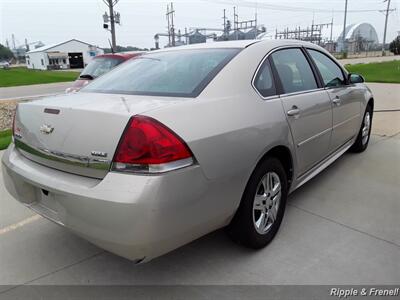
308, 49, 346, 87
83, 49, 240, 98
270, 48, 318, 94
254, 59, 276, 97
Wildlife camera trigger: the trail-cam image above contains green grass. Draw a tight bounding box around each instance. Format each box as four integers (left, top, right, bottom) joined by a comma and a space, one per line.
0, 67, 79, 87
0, 129, 12, 150
345, 60, 400, 84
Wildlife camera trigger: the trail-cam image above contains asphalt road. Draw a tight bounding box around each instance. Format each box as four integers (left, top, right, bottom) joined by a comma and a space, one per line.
0, 83, 399, 298
0, 82, 73, 101
338, 54, 400, 65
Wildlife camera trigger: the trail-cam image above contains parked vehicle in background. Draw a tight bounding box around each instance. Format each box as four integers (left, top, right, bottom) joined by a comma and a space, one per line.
0, 61, 10, 69
2, 40, 373, 263
66, 52, 143, 92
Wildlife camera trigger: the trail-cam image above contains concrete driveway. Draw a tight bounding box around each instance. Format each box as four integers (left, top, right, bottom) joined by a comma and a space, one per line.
0, 84, 399, 297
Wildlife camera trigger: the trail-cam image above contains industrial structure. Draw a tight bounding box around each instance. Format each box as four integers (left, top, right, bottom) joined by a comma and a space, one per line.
5, 34, 44, 63
337, 23, 380, 52
25, 39, 103, 70
154, 4, 266, 49
152, 2, 385, 56
273, 21, 334, 45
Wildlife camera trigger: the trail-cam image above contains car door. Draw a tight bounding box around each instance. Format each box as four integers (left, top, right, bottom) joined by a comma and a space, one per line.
270, 48, 333, 176
306, 49, 362, 152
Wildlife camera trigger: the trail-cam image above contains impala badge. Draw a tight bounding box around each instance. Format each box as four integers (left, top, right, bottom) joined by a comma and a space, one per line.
91, 151, 108, 158
40, 124, 54, 135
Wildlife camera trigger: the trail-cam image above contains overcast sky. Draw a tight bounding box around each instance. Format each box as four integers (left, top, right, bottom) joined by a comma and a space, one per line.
1, 0, 400, 49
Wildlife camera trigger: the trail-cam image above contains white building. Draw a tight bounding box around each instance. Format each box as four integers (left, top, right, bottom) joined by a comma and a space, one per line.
25, 39, 104, 70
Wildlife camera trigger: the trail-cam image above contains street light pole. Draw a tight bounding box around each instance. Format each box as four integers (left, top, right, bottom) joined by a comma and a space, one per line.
382, 0, 391, 56
342, 0, 348, 56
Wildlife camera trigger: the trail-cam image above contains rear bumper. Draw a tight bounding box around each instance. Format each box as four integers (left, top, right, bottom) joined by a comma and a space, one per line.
1, 144, 235, 261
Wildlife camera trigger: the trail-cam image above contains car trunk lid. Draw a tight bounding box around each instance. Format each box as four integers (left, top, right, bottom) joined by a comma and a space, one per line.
14, 92, 179, 179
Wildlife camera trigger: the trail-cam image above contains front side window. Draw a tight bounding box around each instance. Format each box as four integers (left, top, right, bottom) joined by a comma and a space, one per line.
83, 49, 240, 98
270, 48, 318, 94
307, 49, 346, 88
254, 59, 276, 98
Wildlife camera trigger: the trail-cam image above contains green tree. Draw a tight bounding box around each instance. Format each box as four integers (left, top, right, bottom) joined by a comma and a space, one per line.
389, 36, 400, 55
0, 44, 14, 61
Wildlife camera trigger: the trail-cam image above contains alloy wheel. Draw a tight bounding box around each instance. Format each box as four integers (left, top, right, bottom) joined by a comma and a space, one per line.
252, 172, 282, 234
362, 111, 371, 145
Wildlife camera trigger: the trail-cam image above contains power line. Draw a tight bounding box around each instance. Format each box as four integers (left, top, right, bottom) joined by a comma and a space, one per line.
200, 0, 387, 13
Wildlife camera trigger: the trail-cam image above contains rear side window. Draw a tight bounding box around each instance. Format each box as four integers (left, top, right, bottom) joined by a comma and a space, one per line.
254, 59, 276, 97
83, 48, 240, 98
270, 48, 318, 94
81, 57, 123, 78
307, 49, 346, 88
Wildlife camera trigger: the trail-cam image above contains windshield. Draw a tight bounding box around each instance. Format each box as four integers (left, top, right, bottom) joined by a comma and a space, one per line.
80, 57, 123, 78
82, 48, 240, 98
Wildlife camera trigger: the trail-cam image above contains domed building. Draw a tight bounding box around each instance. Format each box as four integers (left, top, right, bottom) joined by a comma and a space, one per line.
337, 23, 379, 52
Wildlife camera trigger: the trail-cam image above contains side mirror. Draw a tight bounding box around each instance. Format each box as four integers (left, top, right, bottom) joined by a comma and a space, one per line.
348, 73, 365, 84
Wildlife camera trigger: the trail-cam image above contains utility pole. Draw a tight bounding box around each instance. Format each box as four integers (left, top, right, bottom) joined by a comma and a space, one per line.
11, 34, 16, 50
330, 11, 334, 42
103, 0, 120, 52
342, 0, 348, 56
166, 2, 175, 47
233, 6, 238, 40
382, 0, 391, 56
166, 4, 171, 45
223, 9, 227, 35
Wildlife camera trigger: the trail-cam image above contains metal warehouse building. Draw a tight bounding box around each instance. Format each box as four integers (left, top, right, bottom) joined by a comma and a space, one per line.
25, 39, 104, 70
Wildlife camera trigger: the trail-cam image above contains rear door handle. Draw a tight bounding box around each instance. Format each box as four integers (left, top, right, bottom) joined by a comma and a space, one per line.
332, 96, 341, 105
287, 106, 300, 117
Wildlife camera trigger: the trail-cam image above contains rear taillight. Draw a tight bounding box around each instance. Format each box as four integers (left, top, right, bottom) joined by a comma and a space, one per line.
112, 115, 194, 173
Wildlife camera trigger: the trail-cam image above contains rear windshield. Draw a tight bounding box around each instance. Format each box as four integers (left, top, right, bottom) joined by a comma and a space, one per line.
82, 48, 240, 98
80, 57, 123, 78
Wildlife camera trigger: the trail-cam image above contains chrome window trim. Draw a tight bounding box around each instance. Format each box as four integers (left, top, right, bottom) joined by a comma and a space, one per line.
278, 87, 326, 98
251, 45, 323, 100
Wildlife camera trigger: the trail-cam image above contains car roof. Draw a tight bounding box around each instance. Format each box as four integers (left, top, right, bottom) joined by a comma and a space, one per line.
150, 39, 321, 53
94, 52, 143, 60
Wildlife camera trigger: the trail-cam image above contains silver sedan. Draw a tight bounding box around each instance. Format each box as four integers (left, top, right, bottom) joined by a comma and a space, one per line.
2, 40, 373, 262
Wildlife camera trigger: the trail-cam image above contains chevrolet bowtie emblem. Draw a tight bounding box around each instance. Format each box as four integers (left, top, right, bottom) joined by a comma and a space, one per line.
40, 124, 54, 135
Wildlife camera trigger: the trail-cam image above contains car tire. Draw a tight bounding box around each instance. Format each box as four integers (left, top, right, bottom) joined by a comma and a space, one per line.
227, 157, 288, 249
350, 104, 373, 153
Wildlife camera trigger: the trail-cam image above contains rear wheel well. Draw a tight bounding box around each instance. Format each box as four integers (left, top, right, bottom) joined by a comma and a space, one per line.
258, 146, 294, 188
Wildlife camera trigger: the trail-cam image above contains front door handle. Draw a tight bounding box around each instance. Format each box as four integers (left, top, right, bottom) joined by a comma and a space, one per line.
287, 106, 300, 117
333, 96, 341, 105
